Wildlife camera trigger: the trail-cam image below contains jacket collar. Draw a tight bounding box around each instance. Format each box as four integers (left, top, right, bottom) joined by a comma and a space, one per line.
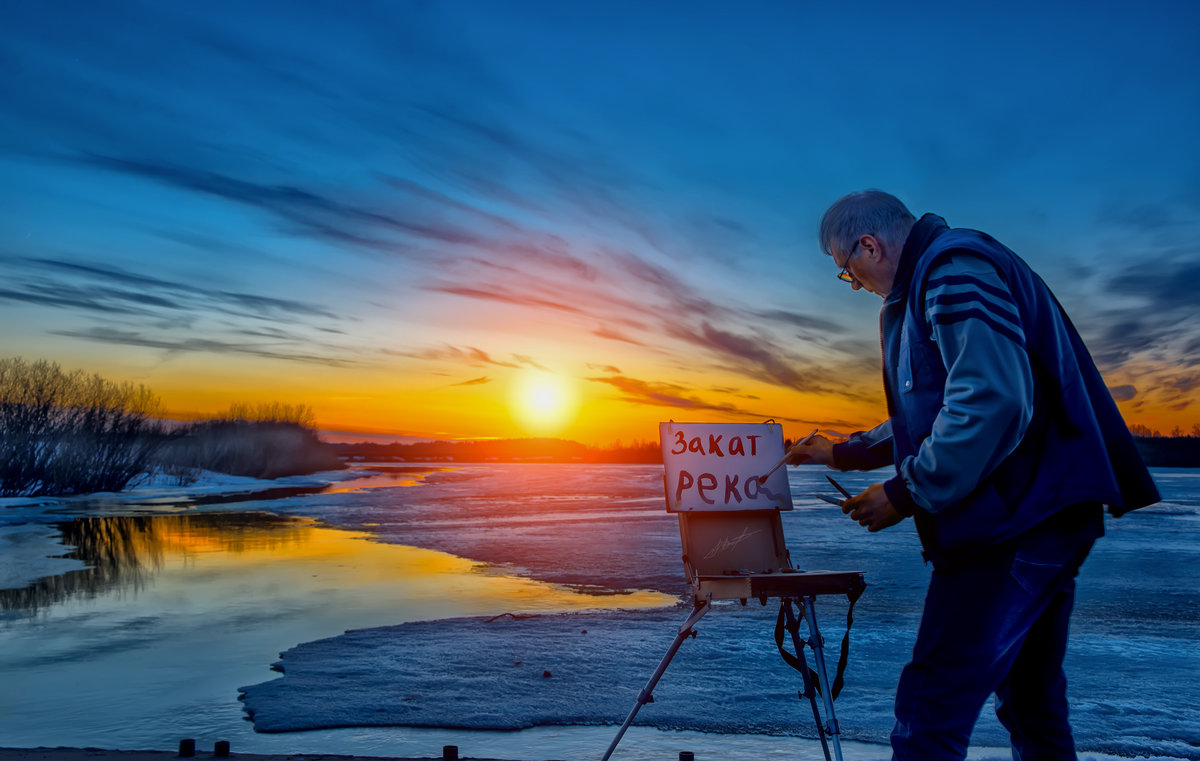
887, 213, 948, 302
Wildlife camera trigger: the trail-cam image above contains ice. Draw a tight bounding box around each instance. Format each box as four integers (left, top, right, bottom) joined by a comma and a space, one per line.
0, 524, 89, 588
237, 465, 1200, 760
3, 463, 1198, 760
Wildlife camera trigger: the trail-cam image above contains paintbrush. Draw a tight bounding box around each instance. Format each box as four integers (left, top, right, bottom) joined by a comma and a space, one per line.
758, 428, 818, 484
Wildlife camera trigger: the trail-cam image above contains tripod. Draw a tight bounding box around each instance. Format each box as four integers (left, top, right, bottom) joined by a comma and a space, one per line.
621, 422, 866, 761
601, 581, 859, 761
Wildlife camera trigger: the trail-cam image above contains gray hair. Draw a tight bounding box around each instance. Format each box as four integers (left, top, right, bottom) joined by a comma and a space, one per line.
818, 190, 916, 258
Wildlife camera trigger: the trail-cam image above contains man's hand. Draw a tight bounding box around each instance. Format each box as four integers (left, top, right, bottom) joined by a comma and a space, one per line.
842, 483, 904, 532
786, 435, 835, 467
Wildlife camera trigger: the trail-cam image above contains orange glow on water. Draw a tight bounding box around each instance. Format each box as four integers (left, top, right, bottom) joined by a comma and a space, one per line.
12, 513, 676, 617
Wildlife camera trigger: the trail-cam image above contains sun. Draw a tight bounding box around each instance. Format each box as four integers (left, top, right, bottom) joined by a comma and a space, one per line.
509, 371, 579, 436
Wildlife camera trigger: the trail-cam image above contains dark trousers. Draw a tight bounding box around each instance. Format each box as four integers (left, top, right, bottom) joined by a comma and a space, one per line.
891, 507, 1100, 761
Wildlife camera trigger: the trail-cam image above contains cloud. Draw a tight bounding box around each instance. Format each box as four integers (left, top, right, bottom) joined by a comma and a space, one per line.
0, 255, 361, 368
1087, 253, 1200, 371
426, 283, 588, 315
611, 251, 723, 318
659, 321, 840, 396
590, 327, 645, 346
585, 373, 862, 429
754, 308, 846, 335
451, 376, 491, 387
389, 345, 521, 369
51, 327, 359, 367
9, 256, 342, 322
1171, 375, 1200, 393
512, 355, 550, 372
1106, 254, 1200, 313
1108, 384, 1137, 402
75, 154, 487, 254
0, 284, 149, 316
587, 375, 758, 416
710, 386, 761, 401
1096, 200, 1196, 234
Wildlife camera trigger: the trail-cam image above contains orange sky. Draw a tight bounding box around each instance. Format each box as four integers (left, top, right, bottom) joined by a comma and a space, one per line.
3, 4, 1197, 445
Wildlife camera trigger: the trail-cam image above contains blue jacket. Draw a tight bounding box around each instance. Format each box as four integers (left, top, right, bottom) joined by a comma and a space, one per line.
835, 214, 1159, 566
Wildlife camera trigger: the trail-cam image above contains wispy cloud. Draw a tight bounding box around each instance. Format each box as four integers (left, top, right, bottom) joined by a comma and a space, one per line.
1109, 384, 1137, 402
0, 254, 359, 367
75, 154, 486, 255
388, 345, 544, 370
451, 376, 491, 387
586, 373, 865, 430
52, 327, 360, 367
587, 363, 622, 374
425, 283, 588, 315
7, 256, 342, 322
587, 374, 758, 416
512, 355, 550, 372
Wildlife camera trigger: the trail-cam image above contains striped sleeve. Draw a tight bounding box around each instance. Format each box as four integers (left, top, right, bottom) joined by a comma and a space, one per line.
924, 269, 1025, 347
890, 253, 1035, 513
832, 419, 893, 471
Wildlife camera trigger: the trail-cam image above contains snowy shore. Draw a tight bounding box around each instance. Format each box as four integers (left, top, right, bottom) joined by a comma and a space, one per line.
3, 464, 1198, 761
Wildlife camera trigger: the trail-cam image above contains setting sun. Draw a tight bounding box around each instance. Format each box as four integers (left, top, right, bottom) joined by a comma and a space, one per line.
509, 371, 579, 436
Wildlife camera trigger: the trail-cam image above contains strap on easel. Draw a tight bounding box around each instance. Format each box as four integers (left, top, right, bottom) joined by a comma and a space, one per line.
773, 585, 863, 700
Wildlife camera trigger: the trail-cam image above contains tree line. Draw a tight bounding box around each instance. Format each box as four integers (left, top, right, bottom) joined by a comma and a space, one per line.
334, 437, 662, 464
0, 357, 340, 497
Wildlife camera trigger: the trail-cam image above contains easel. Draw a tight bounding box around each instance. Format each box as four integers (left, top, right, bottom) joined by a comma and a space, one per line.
602, 423, 865, 761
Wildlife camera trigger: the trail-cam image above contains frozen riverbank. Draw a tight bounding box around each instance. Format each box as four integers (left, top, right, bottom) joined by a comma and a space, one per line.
3, 464, 1199, 760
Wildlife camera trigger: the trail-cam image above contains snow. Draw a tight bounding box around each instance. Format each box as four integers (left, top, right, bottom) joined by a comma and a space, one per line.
238, 601, 1200, 759
2, 463, 1198, 760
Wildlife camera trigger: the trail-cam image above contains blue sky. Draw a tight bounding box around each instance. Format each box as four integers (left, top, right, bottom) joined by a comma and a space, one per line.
1, 0, 1197, 441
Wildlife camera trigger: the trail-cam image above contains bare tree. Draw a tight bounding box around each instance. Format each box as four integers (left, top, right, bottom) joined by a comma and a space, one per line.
0, 358, 170, 496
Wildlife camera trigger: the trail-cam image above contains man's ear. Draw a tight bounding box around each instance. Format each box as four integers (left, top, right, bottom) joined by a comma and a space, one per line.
861, 234, 884, 261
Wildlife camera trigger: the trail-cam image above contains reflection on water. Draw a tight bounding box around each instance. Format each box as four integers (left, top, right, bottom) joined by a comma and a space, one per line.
0, 507, 675, 752
1, 510, 676, 619
323, 465, 454, 493
1, 513, 312, 613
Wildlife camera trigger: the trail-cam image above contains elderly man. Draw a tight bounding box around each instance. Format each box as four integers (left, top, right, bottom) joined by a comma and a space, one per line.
790, 190, 1159, 760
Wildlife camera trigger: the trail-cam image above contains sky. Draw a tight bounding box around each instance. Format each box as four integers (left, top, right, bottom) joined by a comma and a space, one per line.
2, 0, 1198, 444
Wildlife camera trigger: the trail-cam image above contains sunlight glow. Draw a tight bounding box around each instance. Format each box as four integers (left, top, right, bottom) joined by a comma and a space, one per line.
509, 371, 579, 436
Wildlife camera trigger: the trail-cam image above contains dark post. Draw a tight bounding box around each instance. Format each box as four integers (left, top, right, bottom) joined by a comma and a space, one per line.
442, 745, 459, 760
214, 740, 231, 758
177, 739, 195, 758
679, 752, 696, 761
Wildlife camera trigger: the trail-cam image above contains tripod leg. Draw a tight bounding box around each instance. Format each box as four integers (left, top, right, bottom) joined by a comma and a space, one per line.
600, 600, 711, 761
782, 599, 832, 761
802, 595, 844, 761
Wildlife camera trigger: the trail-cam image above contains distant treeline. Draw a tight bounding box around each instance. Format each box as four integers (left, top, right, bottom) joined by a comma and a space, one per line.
335, 437, 662, 464
1133, 436, 1200, 468
336, 435, 1200, 468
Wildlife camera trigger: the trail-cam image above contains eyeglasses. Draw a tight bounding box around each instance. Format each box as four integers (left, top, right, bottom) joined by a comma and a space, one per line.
836, 240, 861, 284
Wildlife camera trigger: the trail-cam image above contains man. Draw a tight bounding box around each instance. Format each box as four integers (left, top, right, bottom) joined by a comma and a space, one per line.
789, 190, 1159, 761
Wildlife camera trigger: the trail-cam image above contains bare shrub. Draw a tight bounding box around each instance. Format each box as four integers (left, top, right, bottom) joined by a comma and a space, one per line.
0, 357, 171, 496
155, 419, 343, 479
221, 402, 316, 427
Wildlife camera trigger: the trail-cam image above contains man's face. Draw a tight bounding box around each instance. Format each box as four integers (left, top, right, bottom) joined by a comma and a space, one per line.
833, 235, 891, 298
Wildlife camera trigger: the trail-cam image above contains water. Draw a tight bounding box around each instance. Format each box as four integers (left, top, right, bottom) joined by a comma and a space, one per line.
1, 464, 1196, 760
